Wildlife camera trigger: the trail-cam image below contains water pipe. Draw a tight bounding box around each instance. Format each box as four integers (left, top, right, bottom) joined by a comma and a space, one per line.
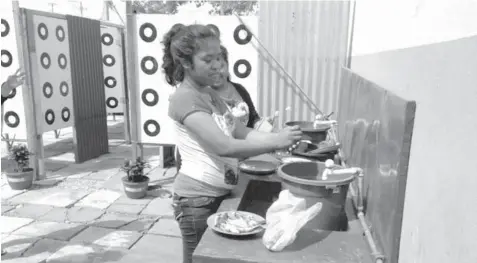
340, 156, 386, 263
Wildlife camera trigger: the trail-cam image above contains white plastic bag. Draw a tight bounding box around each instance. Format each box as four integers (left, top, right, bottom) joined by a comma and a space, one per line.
262, 189, 323, 252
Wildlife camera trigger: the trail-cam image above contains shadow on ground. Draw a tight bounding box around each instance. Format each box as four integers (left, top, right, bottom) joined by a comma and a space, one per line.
1, 218, 158, 262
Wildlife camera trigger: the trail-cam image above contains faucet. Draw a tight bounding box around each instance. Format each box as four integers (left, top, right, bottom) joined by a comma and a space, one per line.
321, 159, 362, 180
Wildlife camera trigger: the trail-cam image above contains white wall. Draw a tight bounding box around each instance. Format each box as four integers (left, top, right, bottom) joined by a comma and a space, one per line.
352, 0, 477, 56
352, 1, 477, 263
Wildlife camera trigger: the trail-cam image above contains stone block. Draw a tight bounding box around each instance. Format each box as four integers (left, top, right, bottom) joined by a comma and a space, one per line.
140, 197, 174, 218
0, 216, 34, 234
26, 189, 90, 208
22, 238, 67, 262
1, 234, 39, 259
113, 195, 154, 206
129, 234, 182, 262
70, 226, 142, 249
148, 218, 181, 237
44, 243, 127, 263
1, 204, 17, 214
75, 189, 121, 210
4, 204, 55, 219
1, 185, 26, 201
12, 221, 86, 241
39, 206, 105, 224
106, 203, 146, 215
93, 213, 137, 229
119, 216, 158, 233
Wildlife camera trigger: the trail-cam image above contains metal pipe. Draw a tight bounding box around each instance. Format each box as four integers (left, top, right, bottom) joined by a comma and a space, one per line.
346, 0, 357, 69
234, 14, 324, 116
338, 148, 385, 263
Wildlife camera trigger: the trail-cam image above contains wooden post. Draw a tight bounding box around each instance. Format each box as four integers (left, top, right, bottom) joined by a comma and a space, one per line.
120, 28, 132, 144
125, 1, 141, 159
13, 4, 45, 180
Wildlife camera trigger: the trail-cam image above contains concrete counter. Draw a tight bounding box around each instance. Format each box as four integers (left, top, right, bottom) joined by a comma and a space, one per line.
193, 155, 373, 263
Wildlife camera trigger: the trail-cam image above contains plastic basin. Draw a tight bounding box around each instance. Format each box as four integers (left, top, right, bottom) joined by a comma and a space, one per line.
277, 162, 355, 231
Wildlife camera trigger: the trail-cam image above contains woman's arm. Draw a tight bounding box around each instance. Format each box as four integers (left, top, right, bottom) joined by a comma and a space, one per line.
183, 111, 281, 159
233, 118, 275, 141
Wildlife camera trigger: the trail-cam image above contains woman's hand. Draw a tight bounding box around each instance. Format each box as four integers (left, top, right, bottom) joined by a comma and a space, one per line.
7, 68, 26, 89
2, 68, 26, 97
274, 125, 303, 149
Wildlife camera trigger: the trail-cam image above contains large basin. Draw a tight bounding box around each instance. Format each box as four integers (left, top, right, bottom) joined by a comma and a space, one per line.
277, 162, 355, 231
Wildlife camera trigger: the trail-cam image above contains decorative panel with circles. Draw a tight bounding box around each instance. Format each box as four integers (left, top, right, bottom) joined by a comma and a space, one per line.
100, 25, 124, 114
31, 14, 74, 133
135, 15, 258, 144
1, 2, 28, 141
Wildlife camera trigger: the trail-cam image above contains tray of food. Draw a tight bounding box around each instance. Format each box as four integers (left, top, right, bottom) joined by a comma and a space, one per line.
238, 160, 277, 175
207, 211, 266, 236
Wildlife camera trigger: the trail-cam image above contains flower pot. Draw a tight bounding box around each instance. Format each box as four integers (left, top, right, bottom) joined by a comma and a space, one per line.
122, 175, 150, 199
6, 168, 34, 190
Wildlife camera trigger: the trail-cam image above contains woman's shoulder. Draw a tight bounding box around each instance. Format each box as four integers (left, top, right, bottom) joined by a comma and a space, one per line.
168, 86, 216, 114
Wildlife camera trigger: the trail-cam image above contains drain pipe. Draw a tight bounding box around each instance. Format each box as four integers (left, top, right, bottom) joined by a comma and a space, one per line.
339, 153, 386, 263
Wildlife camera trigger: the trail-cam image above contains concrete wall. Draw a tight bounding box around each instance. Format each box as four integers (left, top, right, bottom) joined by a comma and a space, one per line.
352, 36, 477, 263
352, 0, 477, 56
352, 1, 477, 262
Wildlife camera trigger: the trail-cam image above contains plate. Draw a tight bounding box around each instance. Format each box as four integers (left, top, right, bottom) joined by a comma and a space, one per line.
207, 211, 266, 236
238, 160, 277, 175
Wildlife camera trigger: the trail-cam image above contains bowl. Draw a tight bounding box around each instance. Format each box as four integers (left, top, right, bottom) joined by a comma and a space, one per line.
285, 121, 330, 144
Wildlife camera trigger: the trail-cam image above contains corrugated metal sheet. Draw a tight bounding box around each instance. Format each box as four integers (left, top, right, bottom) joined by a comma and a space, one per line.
257, 0, 351, 123
67, 15, 109, 163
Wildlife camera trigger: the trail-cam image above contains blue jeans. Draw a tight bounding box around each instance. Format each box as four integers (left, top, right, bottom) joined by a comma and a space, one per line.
172, 194, 226, 263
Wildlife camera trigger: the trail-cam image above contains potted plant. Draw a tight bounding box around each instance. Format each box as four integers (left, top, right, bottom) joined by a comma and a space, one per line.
6, 144, 34, 190
120, 157, 150, 199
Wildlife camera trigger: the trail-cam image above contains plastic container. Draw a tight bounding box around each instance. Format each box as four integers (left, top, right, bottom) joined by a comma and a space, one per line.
285, 121, 330, 144
277, 161, 355, 231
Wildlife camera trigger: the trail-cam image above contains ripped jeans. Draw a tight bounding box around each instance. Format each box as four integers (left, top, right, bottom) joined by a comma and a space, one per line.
172, 194, 226, 263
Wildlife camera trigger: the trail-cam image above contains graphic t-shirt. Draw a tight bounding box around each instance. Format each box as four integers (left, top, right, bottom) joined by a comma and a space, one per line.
220, 92, 250, 127
168, 84, 239, 197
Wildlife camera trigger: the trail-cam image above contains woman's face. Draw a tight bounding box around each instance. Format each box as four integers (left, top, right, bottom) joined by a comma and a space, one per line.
188, 37, 222, 87
211, 56, 229, 89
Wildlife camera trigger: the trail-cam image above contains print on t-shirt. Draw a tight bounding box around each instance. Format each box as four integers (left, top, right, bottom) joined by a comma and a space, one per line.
222, 98, 250, 126
224, 164, 238, 185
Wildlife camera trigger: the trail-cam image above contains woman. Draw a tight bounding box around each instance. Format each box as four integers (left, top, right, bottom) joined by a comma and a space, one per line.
163, 23, 302, 263
175, 45, 272, 170
1, 68, 25, 106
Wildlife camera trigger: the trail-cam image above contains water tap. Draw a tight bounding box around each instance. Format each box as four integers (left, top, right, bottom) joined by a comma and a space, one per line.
321, 159, 335, 180
321, 159, 361, 180
314, 114, 337, 129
